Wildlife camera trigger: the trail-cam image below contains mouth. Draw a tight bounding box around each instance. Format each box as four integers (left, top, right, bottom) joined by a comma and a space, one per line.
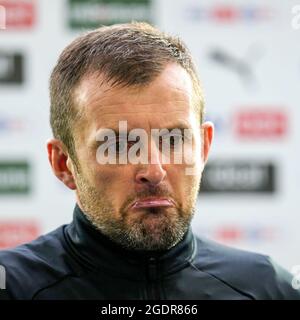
130, 197, 175, 210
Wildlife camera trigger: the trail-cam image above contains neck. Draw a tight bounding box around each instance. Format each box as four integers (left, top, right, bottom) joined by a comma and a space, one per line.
64, 204, 197, 280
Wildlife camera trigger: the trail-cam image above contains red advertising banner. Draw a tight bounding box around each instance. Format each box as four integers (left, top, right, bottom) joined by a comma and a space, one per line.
0, 0, 35, 29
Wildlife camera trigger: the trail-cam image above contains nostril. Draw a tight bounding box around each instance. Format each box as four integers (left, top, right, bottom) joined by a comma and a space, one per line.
136, 165, 167, 186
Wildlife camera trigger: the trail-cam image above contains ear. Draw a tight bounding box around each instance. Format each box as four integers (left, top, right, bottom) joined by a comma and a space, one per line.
201, 121, 214, 165
46, 139, 77, 190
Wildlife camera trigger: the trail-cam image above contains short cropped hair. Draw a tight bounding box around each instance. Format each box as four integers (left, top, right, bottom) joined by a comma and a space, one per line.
49, 22, 204, 161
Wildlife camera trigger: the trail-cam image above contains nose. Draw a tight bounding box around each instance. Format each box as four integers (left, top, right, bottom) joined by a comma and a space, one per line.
134, 139, 167, 187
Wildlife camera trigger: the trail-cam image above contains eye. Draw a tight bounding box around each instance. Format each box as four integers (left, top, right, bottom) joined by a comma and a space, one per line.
116, 140, 128, 153
161, 134, 184, 148
171, 134, 184, 146
107, 139, 128, 153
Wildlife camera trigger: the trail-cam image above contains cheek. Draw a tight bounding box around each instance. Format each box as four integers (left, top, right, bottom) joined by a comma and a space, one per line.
78, 146, 113, 182
167, 165, 188, 193
96, 166, 135, 212
169, 165, 200, 195
91, 165, 132, 197
92, 166, 117, 188
186, 138, 201, 164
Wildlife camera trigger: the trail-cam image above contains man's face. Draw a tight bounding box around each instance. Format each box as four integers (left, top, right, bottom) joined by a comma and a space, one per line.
70, 63, 211, 251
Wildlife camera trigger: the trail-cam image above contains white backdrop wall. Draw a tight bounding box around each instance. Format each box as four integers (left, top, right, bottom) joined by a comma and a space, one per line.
0, 0, 299, 271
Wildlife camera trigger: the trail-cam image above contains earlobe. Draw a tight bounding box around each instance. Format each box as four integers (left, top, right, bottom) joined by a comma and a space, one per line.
46, 139, 77, 190
201, 121, 214, 164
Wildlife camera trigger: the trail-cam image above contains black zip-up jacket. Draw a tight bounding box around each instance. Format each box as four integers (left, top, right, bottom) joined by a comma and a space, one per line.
0, 204, 299, 300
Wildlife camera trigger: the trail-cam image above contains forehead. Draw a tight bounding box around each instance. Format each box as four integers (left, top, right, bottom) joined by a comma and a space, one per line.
73, 63, 197, 134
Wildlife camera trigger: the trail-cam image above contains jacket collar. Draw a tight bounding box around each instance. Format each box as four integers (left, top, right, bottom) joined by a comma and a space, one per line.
65, 204, 197, 281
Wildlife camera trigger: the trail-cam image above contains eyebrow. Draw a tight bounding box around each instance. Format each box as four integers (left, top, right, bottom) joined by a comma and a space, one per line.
89, 121, 192, 148
99, 121, 192, 134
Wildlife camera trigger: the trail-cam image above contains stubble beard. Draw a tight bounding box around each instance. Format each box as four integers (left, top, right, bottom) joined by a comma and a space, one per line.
74, 170, 200, 252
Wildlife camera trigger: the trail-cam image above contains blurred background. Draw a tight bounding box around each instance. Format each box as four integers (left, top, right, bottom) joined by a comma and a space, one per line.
0, 0, 299, 270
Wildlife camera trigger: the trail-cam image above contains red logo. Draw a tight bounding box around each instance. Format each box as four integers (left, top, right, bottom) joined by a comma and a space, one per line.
197, 225, 277, 244
235, 110, 287, 138
212, 6, 239, 21
0, 220, 40, 249
186, 5, 274, 23
0, 0, 35, 29
214, 225, 276, 243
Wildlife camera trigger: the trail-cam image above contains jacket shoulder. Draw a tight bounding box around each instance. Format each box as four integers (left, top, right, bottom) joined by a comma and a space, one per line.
193, 236, 300, 299
0, 225, 76, 300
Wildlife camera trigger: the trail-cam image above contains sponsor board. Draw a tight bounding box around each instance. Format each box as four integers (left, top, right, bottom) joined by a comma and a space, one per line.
68, 0, 151, 29
0, 52, 23, 84
0, 161, 31, 195
184, 4, 274, 23
200, 160, 275, 193
234, 110, 287, 139
0, 220, 40, 249
0, 4, 5, 29
208, 46, 263, 90
206, 109, 287, 141
198, 224, 277, 244
0, 115, 25, 134
0, 0, 35, 29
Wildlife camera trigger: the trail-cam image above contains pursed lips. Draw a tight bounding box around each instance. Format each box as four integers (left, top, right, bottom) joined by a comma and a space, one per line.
130, 197, 175, 209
